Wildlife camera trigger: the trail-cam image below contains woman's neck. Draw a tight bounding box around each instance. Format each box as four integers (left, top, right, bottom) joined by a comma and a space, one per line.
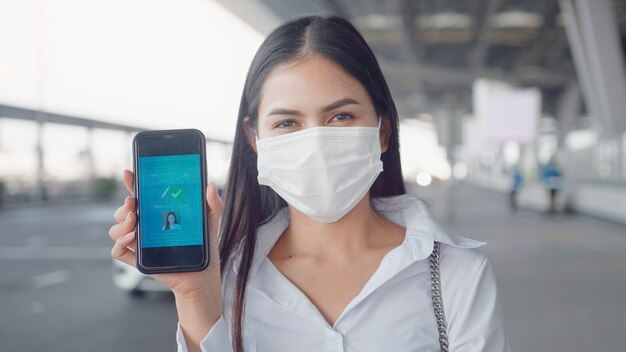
276, 195, 400, 261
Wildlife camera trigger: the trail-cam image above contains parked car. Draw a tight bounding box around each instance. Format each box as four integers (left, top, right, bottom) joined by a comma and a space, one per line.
112, 260, 169, 296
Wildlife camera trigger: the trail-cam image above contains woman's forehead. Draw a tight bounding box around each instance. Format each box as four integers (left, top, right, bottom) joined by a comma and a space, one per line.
258, 55, 372, 115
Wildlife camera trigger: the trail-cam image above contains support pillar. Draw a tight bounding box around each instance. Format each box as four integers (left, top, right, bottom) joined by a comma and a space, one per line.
560, 0, 626, 179
35, 113, 46, 201
436, 97, 464, 223
86, 127, 94, 181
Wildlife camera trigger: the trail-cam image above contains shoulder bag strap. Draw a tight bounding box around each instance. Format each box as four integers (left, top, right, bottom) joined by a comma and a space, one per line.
430, 241, 450, 352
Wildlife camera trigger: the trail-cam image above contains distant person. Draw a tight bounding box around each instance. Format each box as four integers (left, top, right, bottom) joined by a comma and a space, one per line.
109, 15, 510, 352
541, 161, 562, 213
162, 211, 181, 230
510, 167, 523, 210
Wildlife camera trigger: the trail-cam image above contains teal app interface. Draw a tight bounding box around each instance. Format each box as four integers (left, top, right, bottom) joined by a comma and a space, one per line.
138, 154, 203, 248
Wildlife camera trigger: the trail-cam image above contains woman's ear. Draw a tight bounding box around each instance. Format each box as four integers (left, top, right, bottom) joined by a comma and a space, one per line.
379, 116, 392, 153
243, 116, 258, 153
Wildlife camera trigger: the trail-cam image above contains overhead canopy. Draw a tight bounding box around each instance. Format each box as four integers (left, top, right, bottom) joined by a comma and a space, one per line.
0, 0, 264, 140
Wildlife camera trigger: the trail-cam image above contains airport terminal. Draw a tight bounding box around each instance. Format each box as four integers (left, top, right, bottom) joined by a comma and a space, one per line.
0, 0, 625, 351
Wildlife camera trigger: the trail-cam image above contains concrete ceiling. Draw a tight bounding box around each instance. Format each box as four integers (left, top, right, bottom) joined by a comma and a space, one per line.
216, 0, 626, 118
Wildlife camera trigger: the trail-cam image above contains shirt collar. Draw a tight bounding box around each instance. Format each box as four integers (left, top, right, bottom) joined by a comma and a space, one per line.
232, 193, 485, 276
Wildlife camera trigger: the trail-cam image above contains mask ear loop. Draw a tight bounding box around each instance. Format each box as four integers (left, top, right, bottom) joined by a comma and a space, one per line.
377, 116, 382, 129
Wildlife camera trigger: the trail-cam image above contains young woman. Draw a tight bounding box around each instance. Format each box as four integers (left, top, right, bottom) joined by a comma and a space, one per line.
163, 211, 181, 230
109, 15, 509, 352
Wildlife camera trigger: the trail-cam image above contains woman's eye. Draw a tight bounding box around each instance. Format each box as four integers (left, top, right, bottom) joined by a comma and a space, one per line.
331, 113, 354, 122
275, 120, 296, 128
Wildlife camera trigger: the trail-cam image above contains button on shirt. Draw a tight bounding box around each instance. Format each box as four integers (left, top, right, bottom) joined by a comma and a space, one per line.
176, 194, 510, 351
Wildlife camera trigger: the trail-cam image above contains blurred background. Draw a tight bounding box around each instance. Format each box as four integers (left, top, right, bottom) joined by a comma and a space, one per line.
1, 0, 625, 351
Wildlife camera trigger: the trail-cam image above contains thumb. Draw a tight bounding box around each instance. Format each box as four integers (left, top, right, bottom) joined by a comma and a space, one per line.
205, 182, 224, 239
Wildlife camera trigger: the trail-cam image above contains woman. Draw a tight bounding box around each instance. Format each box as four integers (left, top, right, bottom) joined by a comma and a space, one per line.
163, 211, 182, 230
109, 15, 509, 352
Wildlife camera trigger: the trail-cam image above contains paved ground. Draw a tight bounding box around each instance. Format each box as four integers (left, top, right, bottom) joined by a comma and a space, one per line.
0, 183, 624, 351
415, 182, 626, 352
0, 198, 178, 352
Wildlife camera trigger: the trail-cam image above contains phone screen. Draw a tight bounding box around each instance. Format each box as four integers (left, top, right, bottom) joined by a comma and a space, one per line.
133, 129, 209, 273
138, 154, 203, 248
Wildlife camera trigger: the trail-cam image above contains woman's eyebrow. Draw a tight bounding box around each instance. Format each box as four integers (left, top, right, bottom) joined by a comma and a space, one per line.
266, 98, 361, 117
321, 98, 360, 112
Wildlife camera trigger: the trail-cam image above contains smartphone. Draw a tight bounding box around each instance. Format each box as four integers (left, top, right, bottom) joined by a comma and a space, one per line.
132, 128, 210, 274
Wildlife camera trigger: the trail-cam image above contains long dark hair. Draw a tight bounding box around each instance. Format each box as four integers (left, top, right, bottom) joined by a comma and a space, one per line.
164, 211, 177, 230
218, 15, 406, 351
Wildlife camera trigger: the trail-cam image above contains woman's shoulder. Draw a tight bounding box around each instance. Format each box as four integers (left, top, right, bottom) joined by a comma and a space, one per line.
432, 222, 490, 280
438, 242, 489, 275
371, 192, 489, 265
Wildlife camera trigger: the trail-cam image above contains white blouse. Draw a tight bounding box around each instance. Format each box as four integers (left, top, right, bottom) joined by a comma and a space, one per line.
176, 194, 510, 351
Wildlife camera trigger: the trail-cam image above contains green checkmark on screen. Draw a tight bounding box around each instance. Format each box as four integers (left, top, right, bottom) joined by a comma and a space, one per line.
170, 186, 184, 201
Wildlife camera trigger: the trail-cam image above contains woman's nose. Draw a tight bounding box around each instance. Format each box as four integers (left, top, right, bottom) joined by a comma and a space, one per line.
306, 119, 328, 128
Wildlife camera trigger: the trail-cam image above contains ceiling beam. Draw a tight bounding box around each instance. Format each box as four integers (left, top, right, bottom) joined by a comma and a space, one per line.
513, 2, 561, 69
468, 0, 504, 69
395, 0, 423, 62
0, 104, 232, 144
213, 0, 281, 35
387, 0, 425, 95
381, 60, 572, 92
0, 104, 144, 132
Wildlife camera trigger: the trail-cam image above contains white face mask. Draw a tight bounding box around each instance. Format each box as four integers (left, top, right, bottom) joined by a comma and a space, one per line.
256, 119, 384, 223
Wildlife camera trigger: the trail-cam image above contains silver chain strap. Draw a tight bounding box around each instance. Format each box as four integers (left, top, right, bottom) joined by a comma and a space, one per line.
430, 241, 450, 352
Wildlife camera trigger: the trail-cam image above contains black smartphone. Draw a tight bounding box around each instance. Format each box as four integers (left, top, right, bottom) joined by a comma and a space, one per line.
132, 128, 210, 274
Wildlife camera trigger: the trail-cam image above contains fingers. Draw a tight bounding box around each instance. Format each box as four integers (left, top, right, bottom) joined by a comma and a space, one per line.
123, 169, 134, 195
113, 195, 135, 223
111, 171, 137, 268
109, 211, 136, 241
111, 231, 136, 267
113, 169, 135, 224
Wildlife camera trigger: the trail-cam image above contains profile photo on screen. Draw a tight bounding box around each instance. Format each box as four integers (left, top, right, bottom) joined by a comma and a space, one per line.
162, 211, 181, 230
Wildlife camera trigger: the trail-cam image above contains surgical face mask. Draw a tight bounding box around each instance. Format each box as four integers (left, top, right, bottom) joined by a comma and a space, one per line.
256, 119, 384, 223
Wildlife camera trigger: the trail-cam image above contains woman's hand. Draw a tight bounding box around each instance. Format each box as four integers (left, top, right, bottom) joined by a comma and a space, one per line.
108, 170, 224, 309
